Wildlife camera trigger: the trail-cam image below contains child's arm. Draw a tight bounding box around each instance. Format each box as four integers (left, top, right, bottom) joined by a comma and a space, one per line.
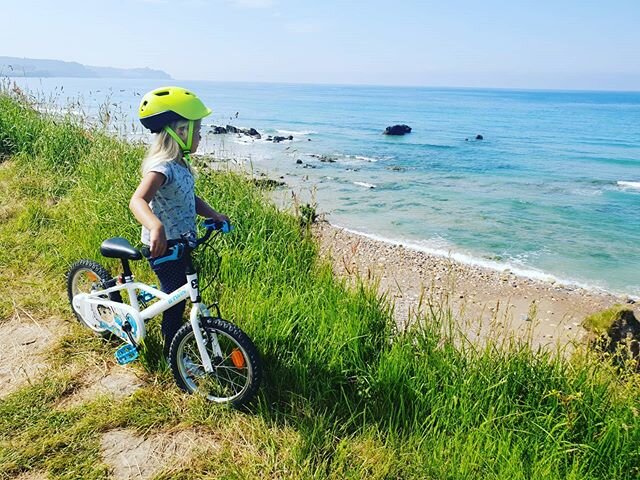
195, 195, 230, 224
130, 172, 167, 257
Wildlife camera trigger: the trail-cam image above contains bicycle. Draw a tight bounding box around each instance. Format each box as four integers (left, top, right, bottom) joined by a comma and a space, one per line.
66, 219, 261, 407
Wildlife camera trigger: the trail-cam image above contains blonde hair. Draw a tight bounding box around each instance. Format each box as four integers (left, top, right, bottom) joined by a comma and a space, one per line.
141, 119, 197, 176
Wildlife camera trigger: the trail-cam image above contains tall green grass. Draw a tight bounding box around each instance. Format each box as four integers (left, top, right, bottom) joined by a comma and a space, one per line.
1, 88, 639, 479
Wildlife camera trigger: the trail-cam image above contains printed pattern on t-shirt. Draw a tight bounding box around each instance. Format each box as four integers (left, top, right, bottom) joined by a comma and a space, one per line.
141, 160, 196, 244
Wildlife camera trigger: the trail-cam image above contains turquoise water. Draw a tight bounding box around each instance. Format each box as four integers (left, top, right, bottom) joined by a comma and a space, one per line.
11, 78, 640, 295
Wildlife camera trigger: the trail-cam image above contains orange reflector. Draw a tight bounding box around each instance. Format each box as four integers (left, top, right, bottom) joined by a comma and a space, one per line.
230, 349, 245, 368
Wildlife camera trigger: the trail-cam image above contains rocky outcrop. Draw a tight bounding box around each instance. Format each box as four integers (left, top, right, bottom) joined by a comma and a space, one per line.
384, 124, 412, 135
586, 306, 640, 371
208, 125, 261, 139
269, 135, 293, 143
243, 128, 261, 139
309, 154, 337, 163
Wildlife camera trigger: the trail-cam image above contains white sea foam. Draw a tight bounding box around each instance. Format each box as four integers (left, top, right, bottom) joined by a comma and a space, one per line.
333, 224, 615, 294
231, 138, 257, 145
276, 129, 318, 136
353, 155, 379, 162
570, 188, 602, 197
335, 153, 385, 163
617, 181, 640, 191
353, 182, 376, 189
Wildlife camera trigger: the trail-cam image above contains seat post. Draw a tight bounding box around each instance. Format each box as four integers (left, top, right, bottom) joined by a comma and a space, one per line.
121, 259, 133, 282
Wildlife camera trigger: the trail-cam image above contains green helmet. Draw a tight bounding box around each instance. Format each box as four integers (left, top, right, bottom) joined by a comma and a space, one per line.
139, 86, 211, 133
139, 86, 212, 160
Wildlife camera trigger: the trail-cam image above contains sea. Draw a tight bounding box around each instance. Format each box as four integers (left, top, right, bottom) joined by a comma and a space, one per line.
9, 78, 640, 297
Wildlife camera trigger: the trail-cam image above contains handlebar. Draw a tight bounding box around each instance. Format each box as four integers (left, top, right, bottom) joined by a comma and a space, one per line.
141, 219, 232, 261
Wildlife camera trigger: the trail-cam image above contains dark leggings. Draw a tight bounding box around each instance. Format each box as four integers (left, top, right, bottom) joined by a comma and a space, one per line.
149, 256, 188, 354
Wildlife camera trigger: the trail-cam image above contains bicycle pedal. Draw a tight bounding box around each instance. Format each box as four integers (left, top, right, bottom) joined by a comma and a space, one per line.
115, 344, 139, 365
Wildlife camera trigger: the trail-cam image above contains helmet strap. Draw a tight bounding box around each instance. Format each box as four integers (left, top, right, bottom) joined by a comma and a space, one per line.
163, 120, 195, 163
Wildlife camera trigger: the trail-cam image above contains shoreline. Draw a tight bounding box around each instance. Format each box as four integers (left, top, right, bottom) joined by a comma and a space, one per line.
312, 220, 638, 349
332, 223, 631, 297
203, 158, 640, 349
205, 155, 639, 298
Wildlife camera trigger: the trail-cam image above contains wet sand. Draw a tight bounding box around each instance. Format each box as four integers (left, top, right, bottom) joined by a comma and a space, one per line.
313, 221, 638, 350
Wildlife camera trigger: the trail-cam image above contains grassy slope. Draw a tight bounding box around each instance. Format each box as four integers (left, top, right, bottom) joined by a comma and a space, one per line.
0, 90, 639, 479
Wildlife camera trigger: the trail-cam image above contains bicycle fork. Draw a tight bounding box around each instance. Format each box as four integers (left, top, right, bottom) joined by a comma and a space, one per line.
186, 270, 224, 373
190, 304, 224, 373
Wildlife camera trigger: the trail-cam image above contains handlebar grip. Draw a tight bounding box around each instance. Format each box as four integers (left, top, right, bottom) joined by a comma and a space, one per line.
220, 220, 232, 233
203, 219, 233, 233
141, 243, 183, 263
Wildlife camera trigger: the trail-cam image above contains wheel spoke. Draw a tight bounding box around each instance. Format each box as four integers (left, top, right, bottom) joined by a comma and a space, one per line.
217, 364, 240, 392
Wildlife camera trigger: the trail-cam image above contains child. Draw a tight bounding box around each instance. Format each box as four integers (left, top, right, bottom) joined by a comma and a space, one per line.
130, 86, 228, 355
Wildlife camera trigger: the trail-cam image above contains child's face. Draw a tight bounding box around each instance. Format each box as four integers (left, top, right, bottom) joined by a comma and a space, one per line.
178, 120, 202, 153
191, 120, 202, 153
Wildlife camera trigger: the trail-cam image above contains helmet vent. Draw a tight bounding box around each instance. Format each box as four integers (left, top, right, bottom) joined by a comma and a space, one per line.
155, 91, 170, 96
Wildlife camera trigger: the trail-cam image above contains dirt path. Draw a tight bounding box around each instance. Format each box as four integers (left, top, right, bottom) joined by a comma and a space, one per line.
0, 312, 204, 478
0, 313, 62, 398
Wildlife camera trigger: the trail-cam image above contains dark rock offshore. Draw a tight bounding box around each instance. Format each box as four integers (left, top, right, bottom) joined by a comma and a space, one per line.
384, 124, 412, 135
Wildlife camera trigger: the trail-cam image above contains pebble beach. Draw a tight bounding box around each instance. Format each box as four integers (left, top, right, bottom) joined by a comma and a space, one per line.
313, 221, 639, 350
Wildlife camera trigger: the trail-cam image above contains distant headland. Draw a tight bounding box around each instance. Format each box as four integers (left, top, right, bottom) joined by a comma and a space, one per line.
0, 56, 171, 79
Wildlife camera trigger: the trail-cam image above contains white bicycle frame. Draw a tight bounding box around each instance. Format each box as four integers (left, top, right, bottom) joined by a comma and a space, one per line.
78, 271, 222, 373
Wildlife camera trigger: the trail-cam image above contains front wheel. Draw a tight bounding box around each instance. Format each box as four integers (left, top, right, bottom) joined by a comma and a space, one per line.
169, 318, 261, 407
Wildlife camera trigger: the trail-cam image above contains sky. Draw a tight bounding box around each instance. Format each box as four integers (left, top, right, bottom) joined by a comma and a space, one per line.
2, 0, 640, 90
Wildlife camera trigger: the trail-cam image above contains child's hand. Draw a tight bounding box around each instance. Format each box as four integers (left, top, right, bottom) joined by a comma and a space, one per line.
212, 213, 230, 225
150, 225, 167, 258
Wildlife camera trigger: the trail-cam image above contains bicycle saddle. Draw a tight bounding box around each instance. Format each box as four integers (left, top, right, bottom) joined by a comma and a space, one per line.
100, 237, 142, 260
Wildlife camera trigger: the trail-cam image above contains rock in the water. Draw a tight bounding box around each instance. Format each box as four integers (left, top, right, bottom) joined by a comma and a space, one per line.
296, 159, 303, 164
272, 136, 286, 143
310, 154, 337, 163
475, 134, 484, 140
241, 127, 261, 139
384, 124, 412, 135
209, 126, 227, 134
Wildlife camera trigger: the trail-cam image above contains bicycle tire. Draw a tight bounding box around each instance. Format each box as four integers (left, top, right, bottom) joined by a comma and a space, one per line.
66, 259, 122, 336
169, 318, 261, 407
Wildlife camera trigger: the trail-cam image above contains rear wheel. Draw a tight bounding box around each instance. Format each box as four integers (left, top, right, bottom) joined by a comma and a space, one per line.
66, 259, 121, 335
169, 318, 261, 407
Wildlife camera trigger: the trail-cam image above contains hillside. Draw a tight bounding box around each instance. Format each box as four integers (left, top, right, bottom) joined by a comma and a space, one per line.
0, 87, 639, 479
0, 56, 171, 79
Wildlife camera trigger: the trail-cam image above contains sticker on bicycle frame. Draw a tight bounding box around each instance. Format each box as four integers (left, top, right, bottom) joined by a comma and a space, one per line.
93, 304, 142, 343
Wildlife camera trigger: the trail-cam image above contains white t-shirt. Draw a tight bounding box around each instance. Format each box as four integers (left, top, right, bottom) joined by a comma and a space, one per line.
141, 160, 196, 245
